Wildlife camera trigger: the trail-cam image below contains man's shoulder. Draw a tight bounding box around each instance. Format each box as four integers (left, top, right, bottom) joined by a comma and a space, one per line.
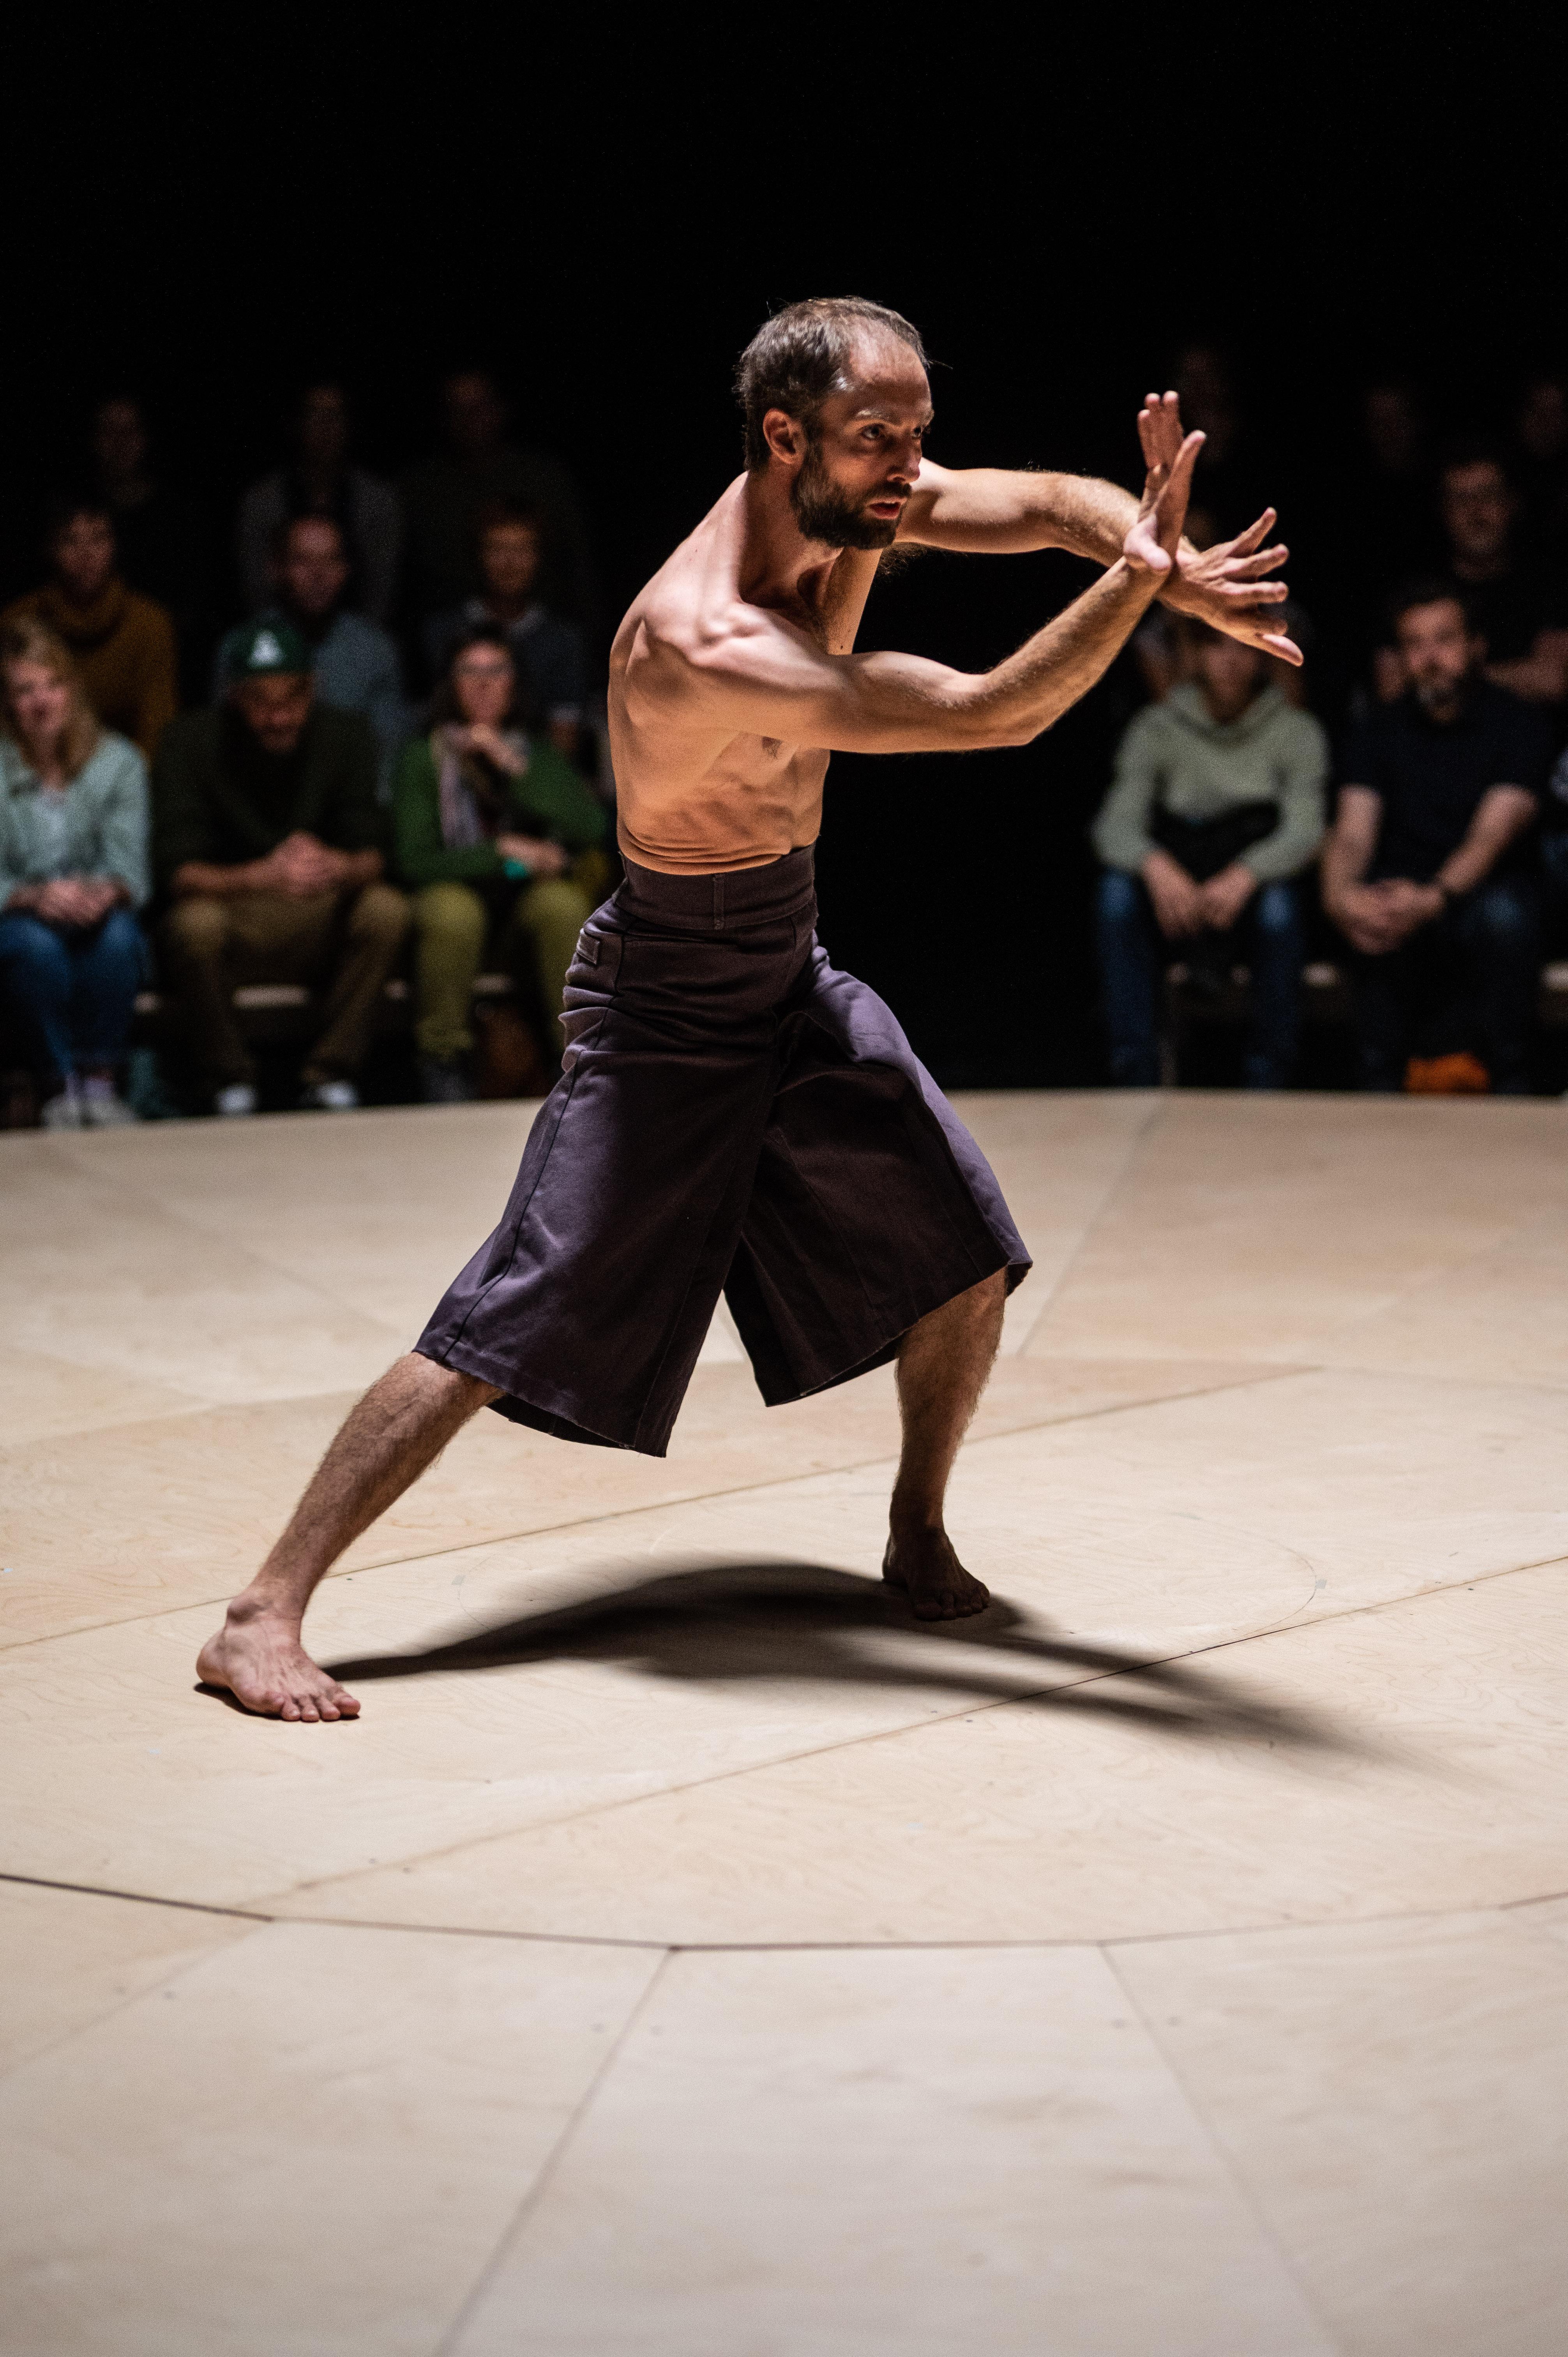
325, 610, 397, 660
307, 703, 378, 758
1471, 677, 1554, 765
121, 586, 176, 641
154, 707, 223, 772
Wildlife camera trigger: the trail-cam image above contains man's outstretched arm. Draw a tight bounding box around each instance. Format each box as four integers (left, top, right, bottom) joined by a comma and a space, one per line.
630, 399, 1203, 757
900, 434, 1302, 666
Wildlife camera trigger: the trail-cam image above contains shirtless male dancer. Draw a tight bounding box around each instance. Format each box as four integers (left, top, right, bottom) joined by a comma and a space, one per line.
199, 296, 1297, 1720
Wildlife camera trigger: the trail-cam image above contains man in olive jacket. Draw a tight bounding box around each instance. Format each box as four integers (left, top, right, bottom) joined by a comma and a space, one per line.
153, 622, 410, 1113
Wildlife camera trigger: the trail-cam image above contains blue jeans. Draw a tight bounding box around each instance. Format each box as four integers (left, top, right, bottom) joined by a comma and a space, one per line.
1349, 876, 1538, 1093
0, 906, 145, 1080
1095, 867, 1307, 1088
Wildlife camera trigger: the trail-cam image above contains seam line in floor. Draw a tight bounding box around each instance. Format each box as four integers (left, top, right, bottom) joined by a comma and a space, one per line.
0, 1362, 1316, 1657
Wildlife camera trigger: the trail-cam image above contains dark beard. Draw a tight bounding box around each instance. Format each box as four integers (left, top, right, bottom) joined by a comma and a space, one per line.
789, 443, 900, 550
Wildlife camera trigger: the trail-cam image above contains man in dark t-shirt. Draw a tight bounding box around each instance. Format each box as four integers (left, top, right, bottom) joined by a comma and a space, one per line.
153, 622, 410, 1114
1324, 583, 1548, 1091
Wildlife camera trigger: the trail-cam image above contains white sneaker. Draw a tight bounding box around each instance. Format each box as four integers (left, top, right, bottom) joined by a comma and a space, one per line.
214, 1083, 259, 1118
81, 1075, 136, 1127
298, 1079, 360, 1111
41, 1076, 85, 1129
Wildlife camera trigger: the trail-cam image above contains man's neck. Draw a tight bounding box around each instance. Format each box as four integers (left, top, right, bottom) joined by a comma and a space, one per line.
735, 472, 842, 620
52, 577, 120, 618
1451, 549, 1510, 585
1416, 680, 1469, 726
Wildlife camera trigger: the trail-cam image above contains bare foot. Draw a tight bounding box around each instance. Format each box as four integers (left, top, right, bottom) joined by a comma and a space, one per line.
196, 1600, 360, 1722
882, 1529, 991, 1621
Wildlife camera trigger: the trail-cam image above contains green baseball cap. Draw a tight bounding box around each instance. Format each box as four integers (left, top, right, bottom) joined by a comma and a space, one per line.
228, 620, 310, 677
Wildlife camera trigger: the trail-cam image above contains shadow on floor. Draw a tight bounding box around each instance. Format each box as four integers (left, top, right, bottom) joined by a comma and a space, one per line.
326, 1557, 1361, 1758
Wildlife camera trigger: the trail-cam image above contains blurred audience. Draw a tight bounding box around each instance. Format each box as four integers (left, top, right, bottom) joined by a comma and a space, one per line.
1372, 446, 1568, 709
401, 370, 593, 630
0, 619, 148, 1126
88, 396, 207, 675
1171, 343, 1268, 536
422, 504, 588, 758
1510, 373, 1568, 558
3, 497, 178, 758
1324, 583, 1548, 1094
216, 515, 404, 789
1353, 380, 1437, 575
392, 626, 605, 1102
237, 383, 401, 625
1093, 625, 1328, 1088
154, 622, 408, 1115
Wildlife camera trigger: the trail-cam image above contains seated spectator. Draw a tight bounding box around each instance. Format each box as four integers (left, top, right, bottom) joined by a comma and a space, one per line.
154, 622, 409, 1115
88, 396, 207, 679
1324, 583, 1548, 1094
236, 383, 401, 625
393, 626, 606, 1102
0, 619, 148, 1127
215, 516, 404, 790
401, 370, 594, 629
1093, 625, 1329, 1089
422, 505, 588, 757
3, 497, 178, 758
1374, 448, 1568, 708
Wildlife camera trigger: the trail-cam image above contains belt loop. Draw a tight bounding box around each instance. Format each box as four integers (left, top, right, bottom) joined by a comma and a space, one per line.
713, 873, 725, 931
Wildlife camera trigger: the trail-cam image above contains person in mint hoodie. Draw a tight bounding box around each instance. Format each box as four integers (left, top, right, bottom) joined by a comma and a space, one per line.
1093, 625, 1329, 1087
393, 624, 607, 1100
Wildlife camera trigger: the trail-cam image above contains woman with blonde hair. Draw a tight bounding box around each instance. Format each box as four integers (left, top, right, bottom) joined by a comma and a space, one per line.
0, 618, 150, 1125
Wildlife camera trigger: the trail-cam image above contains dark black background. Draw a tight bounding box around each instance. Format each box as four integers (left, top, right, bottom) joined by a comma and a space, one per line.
5, 17, 1565, 1083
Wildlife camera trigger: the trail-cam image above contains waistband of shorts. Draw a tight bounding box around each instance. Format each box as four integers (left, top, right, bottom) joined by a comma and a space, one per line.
616, 847, 817, 932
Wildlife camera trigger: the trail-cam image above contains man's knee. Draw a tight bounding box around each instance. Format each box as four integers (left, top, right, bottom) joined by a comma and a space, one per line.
413, 881, 487, 951
346, 882, 412, 947
518, 878, 591, 935
160, 896, 228, 965
1463, 883, 1534, 952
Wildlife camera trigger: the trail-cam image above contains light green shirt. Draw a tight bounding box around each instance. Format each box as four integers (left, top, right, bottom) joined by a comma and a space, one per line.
1093, 683, 1330, 883
0, 731, 151, 909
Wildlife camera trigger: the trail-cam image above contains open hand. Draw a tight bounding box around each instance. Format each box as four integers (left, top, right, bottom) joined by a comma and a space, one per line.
1123, 393, 1205, 580
1168, 510, 1303, 666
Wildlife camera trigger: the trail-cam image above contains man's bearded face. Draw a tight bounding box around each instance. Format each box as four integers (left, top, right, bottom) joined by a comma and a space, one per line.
789, 433, 901, 551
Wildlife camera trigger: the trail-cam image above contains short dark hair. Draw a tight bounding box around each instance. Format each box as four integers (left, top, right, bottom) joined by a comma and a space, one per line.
734, 297, 928, 471
475, 499, 544, 542
44, 491, 114, 546
271, 512, 348, 563
1437, 438, 1514, 491
1386, 575, 1475, 636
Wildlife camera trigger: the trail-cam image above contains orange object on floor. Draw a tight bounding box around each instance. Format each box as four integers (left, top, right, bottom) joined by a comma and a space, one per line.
1404, 1051, 1490, 1094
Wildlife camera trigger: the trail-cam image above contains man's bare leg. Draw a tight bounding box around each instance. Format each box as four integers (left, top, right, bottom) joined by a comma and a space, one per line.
196, 1353, 500, 1721
883, 1269, 1007, 1620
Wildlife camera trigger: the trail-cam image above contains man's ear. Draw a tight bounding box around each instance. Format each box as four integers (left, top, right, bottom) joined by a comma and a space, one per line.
761, 407, 804, 468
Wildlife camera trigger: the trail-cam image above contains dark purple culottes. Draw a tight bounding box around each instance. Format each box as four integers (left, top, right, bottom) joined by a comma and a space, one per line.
415, 848, 1031, 1456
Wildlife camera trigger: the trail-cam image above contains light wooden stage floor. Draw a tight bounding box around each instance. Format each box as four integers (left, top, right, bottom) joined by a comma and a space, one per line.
3, 1089, 1567, 2356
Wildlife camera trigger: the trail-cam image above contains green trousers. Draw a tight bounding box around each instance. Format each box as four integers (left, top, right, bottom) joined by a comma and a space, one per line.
412, 876, 593, 1062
